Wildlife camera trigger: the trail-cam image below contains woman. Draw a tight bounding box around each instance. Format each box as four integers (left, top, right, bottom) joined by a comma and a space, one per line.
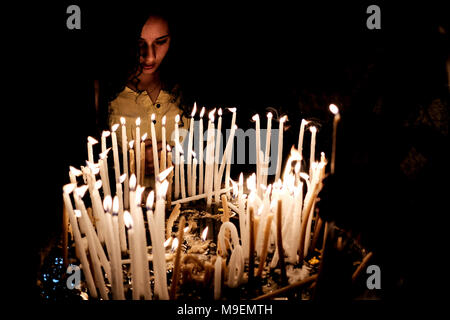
96, 6, 191, 187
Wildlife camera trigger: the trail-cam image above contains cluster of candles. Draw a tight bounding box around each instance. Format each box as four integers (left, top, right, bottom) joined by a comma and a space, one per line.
62, 103, 341, 300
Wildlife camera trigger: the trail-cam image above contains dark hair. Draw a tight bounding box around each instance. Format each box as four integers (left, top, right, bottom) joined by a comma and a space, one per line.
96, 4, 189, 131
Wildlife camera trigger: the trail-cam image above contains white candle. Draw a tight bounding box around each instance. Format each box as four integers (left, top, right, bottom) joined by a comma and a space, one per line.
87, 136, 98, 164
216, 124, 237, 198
111, 124, 121, 185
116, 174, 127, 253
198, 107, 205, 194
252, 114, 261, 192
192, 153, 197, 196
213, 108, 223, 203
69, 166, 82, 186
170, 187, 232, 205
161, 115, 167, 171
135, 117, 141, 186
174, 114, 180, 199
179, 150, 186, 199
214, 256, 222, 299
101, 130, 110, 154
309, 126, 317, 178
62, 184, 97, 298
120, 117, 129, 209
238, 173, 248, 259
329, 104, 340, 175
297, 119, 308, 172
150, 113, 160, 182
262, 112, 272, 187
275, 116, 287, 182
103, 196, 125, 300
187, 103, 197, 196
123, 211, 140, 300
205, 110, 216, 208
140, 133, 147, 188
225, 108, 236, 198
99, 148, 112, 197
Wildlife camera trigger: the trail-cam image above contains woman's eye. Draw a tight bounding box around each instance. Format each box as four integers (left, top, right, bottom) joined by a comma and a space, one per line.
155, 39, 168, 46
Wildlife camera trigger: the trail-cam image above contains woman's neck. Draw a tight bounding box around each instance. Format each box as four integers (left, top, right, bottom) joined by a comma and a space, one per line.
129, 72, 162, 103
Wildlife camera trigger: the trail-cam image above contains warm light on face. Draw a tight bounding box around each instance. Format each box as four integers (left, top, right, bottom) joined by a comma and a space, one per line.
329, 104, 339, 115
112, 124, 119, 132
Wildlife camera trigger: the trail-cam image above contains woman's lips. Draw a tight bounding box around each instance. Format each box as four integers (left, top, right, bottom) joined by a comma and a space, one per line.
143, 64, 155, 70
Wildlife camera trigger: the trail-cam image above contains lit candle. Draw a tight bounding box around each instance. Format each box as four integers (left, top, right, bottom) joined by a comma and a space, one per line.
69, 166, 81, 186
262, 112, 272, 187
276, 199, 287, 285
214, 108, 223, 203
174, 114, 180, 199
187, 103, 196, 196
99, 148, 112, 197
150, 113, 160, 182
309, 126, 317, 178
114, 174, 127, 254
111, 124, 121, 185
205, 110, 216, 208
123, 211, 140, 300
140, 132, 147, 185
135, 117, 141, 185
198, 107, 205, 194
62, 184, 97, 298
87, 136, 98, 164
129, 140, 135, 176
252, 114, 261, 194
167, 145, 173, 206
120, 117, 129, 209
179, 150, 186, 199
101, 130, 110, 154
216, 124, 237, 202
275, 116, 287, 182
237, 173, 248, 258
192, 152, 197, 196
161, 115, 167, 171
329, 103, 340, 175
248, 207, 255, 285
225, 108, 236, 198
297, 119, 308, 164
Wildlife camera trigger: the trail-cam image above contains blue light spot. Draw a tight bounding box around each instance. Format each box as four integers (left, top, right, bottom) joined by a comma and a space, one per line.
52, 279, 59, 283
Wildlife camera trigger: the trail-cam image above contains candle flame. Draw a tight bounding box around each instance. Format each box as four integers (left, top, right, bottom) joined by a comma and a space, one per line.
146, 190, 155, 209
247, 173, 256, 191
157, 180, 169, 198
295, 161, 301, 174
119, 174, 127, 184
99, 148, 111, 159
228, 107, 237, 113
280, 115, 287, 123
171, 238, 179, 252
74, 210, 82, 218
129, 174, 136, 191
123, 211, 133, 229
191, 103, 197, 117
112, 196, 119, 215
252, 114, 259, 121
191, 150, 196, 158
301, 119, 309, 126
166, 144, 171, 152
299, 172, 309, 182
175, 114, 180, 123
150, 113, 156, 122
69, 166, 82, 176
201, 227, 208, 241
102, 130, 111, 138
230, 178, 238, 198
75, 185, 89, 198
136, 186, 146, 205
141, 132, 148, 141
309, 126, 317, 133
103, 195, 112, 213
267, 112, 273, 119
95, 180, 102, 190
184, 226, 190, 233
157, 166, 174, 182
257, 206, 263, 216
63, 183, 76, 194
129, 140, 135, 149
200, 107, 205, 117
164, 237, 172, 248
162, 115, 166, 126
120, 117, 126, 125
208, 109, 216, 121
218, 108, 222, 116
329, 104, 339, 115
87, 136, 98, 145
136, 117, 141, 126
239, 172, 243, 185
112, 124, 120, 132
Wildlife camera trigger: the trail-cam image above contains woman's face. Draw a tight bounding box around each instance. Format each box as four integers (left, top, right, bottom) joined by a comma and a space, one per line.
138, 16, 171, 75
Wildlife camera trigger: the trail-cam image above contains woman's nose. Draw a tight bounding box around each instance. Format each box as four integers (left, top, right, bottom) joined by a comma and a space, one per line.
143, 44, 156, 64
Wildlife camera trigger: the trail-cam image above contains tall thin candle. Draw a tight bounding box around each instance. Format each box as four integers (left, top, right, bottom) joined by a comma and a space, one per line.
187, 103, 196, 196
135, 117, 141, 185
275, 116, 287, 182
309, 126, 317, 177
214, 108, 223, 203
198, 107, 205, 194
120, 117, 129, 209
150, 113, 160, 182
225, 108, 236, 198
329, 104, 340, 175
87, 136, 98, 164
174, 114, 180, 199
161, 115, 167, 171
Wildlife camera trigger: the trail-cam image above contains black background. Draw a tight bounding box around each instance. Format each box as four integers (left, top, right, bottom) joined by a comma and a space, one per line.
18, 1, 449, 303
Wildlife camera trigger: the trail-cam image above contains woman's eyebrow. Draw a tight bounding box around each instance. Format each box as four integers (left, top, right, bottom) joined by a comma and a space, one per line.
155, 34, 170, 40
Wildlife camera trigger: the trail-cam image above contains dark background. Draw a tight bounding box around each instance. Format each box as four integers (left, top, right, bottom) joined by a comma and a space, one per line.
22, 1, 449, 302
